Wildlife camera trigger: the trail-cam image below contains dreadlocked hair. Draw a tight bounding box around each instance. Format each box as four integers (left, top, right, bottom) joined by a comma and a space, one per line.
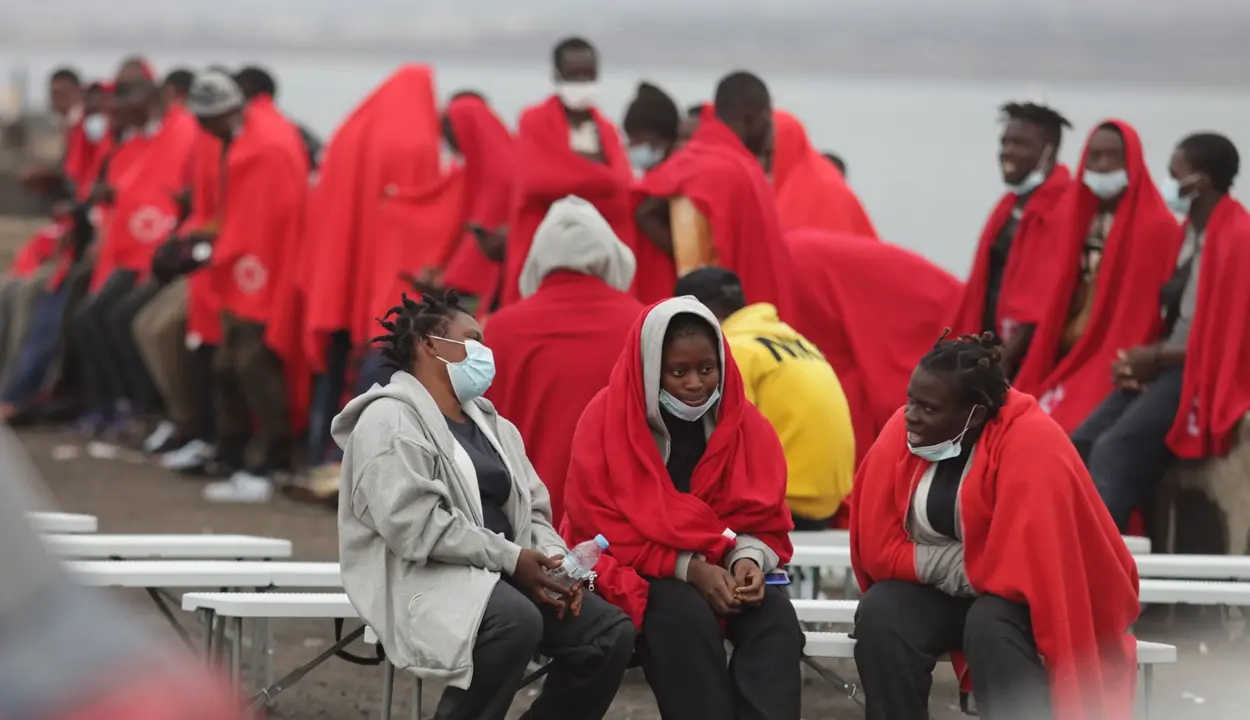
918, 329, 1009, 421
371, 291, 465, 369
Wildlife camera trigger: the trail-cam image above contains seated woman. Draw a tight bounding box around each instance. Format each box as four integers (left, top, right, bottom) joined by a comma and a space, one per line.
851, 332, 1140, 720
563, 296, 803, 720
333, 292, 634, 720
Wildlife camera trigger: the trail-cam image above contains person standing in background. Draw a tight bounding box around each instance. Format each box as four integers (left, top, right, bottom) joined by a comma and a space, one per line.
622, 80, 681, 303
949, 102, 1074, 379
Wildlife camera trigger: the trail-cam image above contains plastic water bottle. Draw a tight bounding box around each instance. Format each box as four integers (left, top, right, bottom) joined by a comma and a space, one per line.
546, 534, 609, 597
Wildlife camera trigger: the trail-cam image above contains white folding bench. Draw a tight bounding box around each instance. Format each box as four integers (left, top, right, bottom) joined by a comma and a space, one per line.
27, 511, 98, 534
789, 530, 1152, 555
1135, 554, 1250, 581
43, 534, 293, 560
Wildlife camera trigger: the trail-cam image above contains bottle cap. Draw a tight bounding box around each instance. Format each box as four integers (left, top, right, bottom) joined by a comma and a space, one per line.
593, 534, 609, 549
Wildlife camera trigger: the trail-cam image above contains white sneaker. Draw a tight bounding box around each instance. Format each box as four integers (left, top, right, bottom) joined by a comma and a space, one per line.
161, 439, 213, 471
203, 471, 274, 504
143, 420, 177, 453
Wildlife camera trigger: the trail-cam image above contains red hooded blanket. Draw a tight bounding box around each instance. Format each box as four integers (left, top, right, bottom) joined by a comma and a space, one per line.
1014, 121, 1181, 432
786, 229, 963, 464
484, 272, 643, 525
440, 95, 516, 308
561, 300, 794, 626
181, 130, 226, 347
90, 105, 199, 291
852, 390, 1140, 719
1167, 196, 1250, 459
772, 110, 877, 238
499, 97, 634, 306
638, 110, 795, 319
950, 166, 1074, 340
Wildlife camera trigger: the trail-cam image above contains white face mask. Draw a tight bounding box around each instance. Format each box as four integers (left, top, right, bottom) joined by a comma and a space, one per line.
1160, 174, 1201, 217
660, 388, 721, 423
907, 407, 979, 463
556, 81, 600, 111
1004, 145, 1053, 196
430, 336, 496, 402
82, 113, 108, 142
1083, 168, 1129, 199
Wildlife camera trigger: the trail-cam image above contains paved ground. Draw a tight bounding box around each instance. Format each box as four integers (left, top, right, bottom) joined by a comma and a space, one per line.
18, 423, 1250, 719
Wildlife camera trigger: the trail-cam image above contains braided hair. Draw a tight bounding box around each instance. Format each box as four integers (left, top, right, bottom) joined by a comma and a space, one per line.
917, 330, 1009, 421
371, 291, 466, 370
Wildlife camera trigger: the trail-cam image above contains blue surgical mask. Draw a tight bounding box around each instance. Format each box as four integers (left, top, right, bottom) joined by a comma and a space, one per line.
1083, 168, 1129, 199
629, 144, 663, 172
83, 113, 108, 143
907, 407, 979, 463
660, 388, 721, 422
1160, 175, 1200, 217
431, 337, 496, 402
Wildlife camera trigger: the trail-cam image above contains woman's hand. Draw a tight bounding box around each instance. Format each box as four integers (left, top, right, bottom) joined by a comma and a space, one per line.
558, 579, 586, 620
511, 548, 570, 610
731, 559, 767, 606
687, 557, 741, 616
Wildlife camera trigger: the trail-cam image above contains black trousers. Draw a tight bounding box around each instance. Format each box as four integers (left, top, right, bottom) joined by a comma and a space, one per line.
73, 270, 137, 415
639, 578, 804, 720
104, 280, 162, 412
854, 580, 1051, 720
435, 580, 635, 720
191, 345, 217, 443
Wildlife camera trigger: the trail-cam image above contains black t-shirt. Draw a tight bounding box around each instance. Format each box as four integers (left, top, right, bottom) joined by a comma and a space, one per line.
445, 415, 514, 542
662, 410, 707, 494
983, 193, 1030, 334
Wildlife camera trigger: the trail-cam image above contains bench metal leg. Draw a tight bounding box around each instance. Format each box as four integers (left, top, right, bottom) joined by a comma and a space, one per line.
247, 624, 367, 713
380, 661, 395, 720
230, 617, 244, 689
201, 609, 216, 662
413, 679, 422, 720
1141, 665, 1153, 720
801, 656, 862, 708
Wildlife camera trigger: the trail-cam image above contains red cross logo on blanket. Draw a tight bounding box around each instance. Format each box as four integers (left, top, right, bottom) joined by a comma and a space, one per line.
1037, 384, 1064, 414
1187, 398, 1201, 437
128, 205, 176, 244
233, 254, 268, 294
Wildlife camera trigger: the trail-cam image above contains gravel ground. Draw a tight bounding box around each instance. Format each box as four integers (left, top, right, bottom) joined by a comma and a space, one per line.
18, 425, 1250, 719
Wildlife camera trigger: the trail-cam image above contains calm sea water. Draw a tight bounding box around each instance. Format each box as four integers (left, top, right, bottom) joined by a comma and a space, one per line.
5, 48, 1250, 275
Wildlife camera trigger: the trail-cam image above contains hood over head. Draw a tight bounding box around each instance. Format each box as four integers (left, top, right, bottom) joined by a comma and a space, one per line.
638, 296, 725, 430
518, 195, 636, 298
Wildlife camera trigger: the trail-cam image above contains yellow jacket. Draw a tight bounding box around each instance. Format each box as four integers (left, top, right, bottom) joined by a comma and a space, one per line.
723, 303, 855, 520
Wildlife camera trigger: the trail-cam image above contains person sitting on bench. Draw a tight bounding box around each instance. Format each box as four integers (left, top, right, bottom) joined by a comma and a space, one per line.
562, 296, 804, 720
333, 291, 635, 720
850, 331, 1140, 720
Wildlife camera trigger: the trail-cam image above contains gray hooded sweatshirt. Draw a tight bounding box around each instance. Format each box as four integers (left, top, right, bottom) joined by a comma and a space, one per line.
517, 194, 637, 299
333, 372, 569, 689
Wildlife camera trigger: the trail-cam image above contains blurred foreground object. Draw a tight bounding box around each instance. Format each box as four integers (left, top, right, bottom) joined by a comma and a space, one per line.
0, 426, 245, 720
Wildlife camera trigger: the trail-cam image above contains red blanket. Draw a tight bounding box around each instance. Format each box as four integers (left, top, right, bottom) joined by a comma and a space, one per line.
772, 110, 877, 238
1014, 121, 1181, 432
301, 64, 461, 367
638, 111, 795, 319
950, 167, 1074, 340
90, 106, 199, 291
182, 131, 226, 347
628, 170, 679, 305
786, 229, 963, 464
499, 97, 634, 306
440, 95, 515, 308
561, 300, 794, 626
8, 221, 68, 279
63, 118, 108, 197
210, 100, 310, 429
852, 390, 1140, 719
1167, 196, 1250, 459
484, 272, 642, 525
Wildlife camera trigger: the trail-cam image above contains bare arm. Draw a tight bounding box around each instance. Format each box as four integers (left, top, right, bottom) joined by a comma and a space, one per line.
634, 197, 674, 256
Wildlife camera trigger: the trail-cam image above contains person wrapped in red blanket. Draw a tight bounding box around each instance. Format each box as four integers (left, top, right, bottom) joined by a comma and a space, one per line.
499, 37, 634, 306
771, 110, 878, 238
786, 229, 963, 465
622, 81, 682, 304
635, 73, 795, 320
851, 331, 1139, 720
439, 93, 516, 315
1014, 121, 1180, 433
561, 297, 803, 720
949, 102, 1075, 377
1072, 133, 1250, 531
187, 70, 308, 504
484, 196, 641, 526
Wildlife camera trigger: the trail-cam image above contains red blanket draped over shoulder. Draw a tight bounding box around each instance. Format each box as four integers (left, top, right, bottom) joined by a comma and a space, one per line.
484, 272, 642, 526
499, 97, 634, 306
561, 300, 794, 626
90, 106, 199, 291
301, 65, 464, 367
637, 110, 795, 319
182, 131, 226, 347
1167, 196, 1250, 458
772, 110, 877, 238
440, 95, 515, 308
1014, 121, 1181, 432
209, 100, 309, 428
628, 177, 678, 305
852, 390, 1140, 719
786, 229, 963, 463
950, 167, 1074, 340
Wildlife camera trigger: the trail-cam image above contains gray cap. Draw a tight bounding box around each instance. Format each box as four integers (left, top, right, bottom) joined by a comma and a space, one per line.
186, 70, 245, 118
